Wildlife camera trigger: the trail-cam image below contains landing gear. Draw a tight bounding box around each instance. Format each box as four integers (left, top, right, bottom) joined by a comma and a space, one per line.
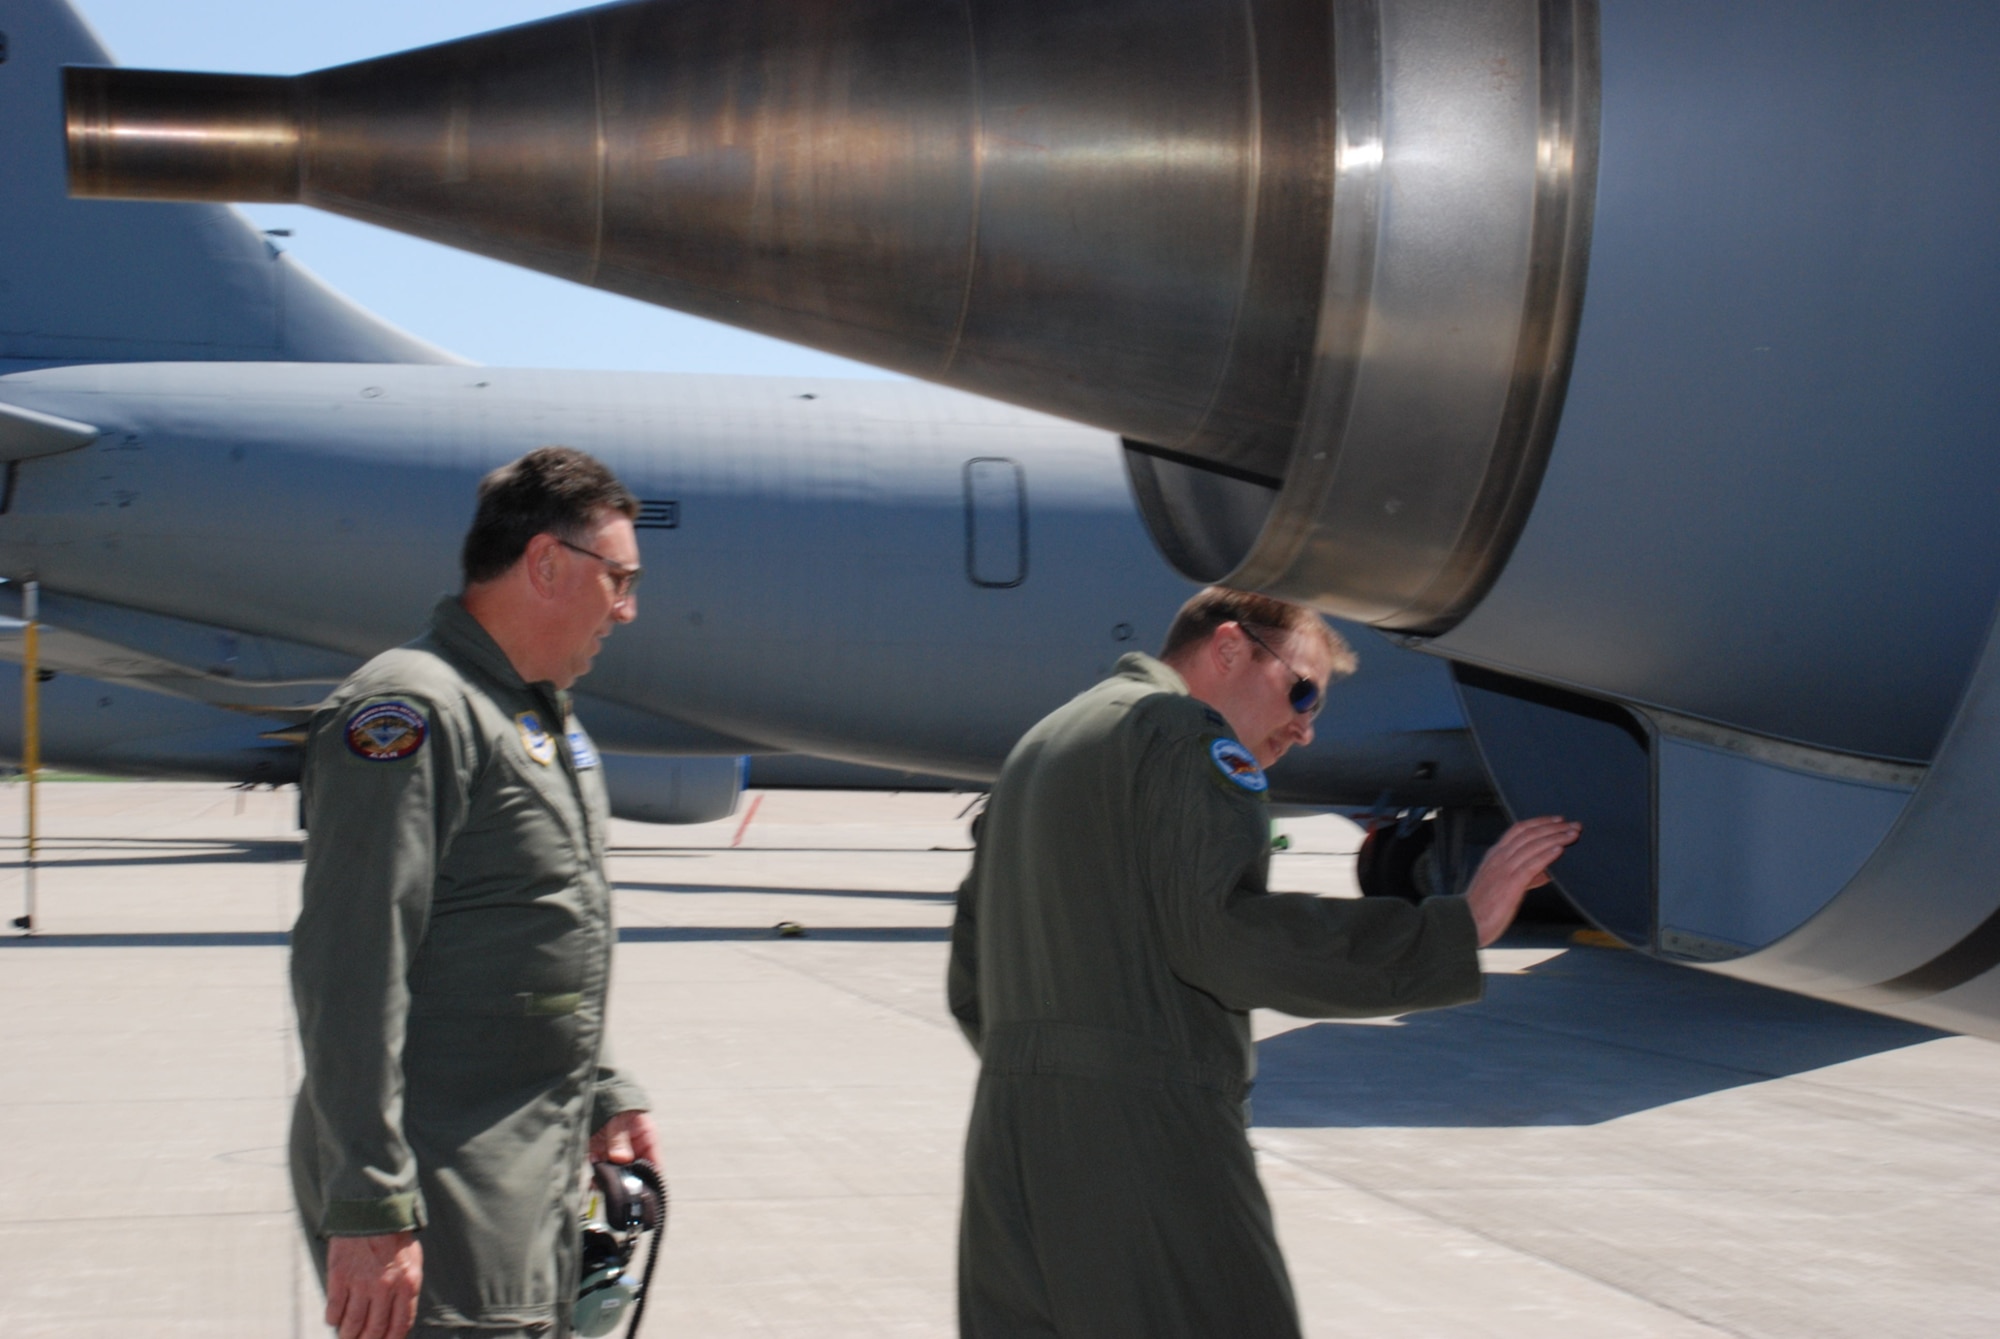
1355, 815, 1436, 904
1356, 806, 1582, 924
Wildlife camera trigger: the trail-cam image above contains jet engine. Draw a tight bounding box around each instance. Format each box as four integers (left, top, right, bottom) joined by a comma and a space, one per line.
601, 754, 745, 826
60, 1, 2000, 1036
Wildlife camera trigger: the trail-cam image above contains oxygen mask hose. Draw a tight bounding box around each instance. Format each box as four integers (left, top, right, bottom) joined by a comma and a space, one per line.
574, 1157, 669, 1338
620, 1160, 668, 1338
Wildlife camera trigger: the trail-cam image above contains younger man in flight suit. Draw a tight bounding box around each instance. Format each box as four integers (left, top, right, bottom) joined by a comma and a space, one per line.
949, 587, 1579, 1337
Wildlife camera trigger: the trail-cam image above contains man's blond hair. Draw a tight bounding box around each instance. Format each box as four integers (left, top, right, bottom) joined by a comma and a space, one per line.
1159, 587, 1357, 679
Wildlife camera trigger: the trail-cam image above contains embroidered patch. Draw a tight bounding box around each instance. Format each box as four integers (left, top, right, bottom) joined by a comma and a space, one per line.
345, 701, 427, 762
567, 727, 600, 770
515, 711, 556, 766
1209, 737, 1268, 793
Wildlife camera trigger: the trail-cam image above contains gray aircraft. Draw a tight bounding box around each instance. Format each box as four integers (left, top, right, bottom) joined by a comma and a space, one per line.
56, 0, 2000, 1040
0, 2, 1487, 869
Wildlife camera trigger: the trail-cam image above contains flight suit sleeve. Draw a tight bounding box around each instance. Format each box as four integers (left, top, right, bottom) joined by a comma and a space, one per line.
591, 1039, 652, 1130
946, 810, 988, 1053
1138, 727, 1483, 1019
291, 693, 468, 1236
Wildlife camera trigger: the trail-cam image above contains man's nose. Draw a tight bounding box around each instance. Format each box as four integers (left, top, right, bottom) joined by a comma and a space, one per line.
613, 592, 638, 623
1290, 713, 1314, 749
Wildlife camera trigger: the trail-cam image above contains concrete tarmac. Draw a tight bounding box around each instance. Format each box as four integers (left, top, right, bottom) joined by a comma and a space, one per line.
2, 782, 1997, 1337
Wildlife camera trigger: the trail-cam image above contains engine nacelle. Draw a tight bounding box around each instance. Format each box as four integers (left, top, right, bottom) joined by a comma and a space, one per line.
63, 0, 1593, 634
600, 753, 744, 826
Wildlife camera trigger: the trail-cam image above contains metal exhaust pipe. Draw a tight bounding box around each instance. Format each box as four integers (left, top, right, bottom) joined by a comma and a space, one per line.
67, 68, 300, 203
63, 0, 1597, 632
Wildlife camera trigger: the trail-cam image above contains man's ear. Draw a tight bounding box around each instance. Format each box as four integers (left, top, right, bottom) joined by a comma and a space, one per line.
1211, 622, 1245, 674
523, 532, 563, 598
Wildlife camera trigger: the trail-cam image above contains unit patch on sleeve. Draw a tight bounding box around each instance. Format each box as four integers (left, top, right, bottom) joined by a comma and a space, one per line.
566, 727, 601, 770
515, 711, 557, 766
1208, 737, 1269, 794
345, 701, 428, 762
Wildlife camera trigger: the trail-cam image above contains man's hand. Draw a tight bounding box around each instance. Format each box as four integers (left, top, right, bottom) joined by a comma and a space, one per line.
590, 1109, 661, 1165
325, 1230, 422, 1339
1465, 816, 1582, 946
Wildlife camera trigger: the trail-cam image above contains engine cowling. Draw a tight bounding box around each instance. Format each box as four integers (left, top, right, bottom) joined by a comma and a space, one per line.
600, 754, 744, 826
63, 0, 1593, 633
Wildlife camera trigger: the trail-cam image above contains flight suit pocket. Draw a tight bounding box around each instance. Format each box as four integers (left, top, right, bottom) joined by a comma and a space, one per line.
405, 993, 591, 1114
400, 991, 595, 1320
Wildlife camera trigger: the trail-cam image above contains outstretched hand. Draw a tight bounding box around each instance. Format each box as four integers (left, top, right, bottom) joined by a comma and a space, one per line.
325, 1230, 422, 1339
1465, 816, 1581, 946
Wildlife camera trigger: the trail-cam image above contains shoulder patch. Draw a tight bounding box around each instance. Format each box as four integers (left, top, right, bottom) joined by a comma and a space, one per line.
345, 701, 428, 762
516, 711, 557, 766
1208, 737, 1269, 793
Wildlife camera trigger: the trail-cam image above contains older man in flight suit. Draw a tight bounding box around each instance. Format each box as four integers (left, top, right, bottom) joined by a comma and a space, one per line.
949, 587, 1580, 1338
290, 447, 659, 1339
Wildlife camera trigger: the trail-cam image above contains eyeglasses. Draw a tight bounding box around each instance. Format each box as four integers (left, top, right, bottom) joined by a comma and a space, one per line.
1237, 623, 1324, 718
558, 538, 642, 599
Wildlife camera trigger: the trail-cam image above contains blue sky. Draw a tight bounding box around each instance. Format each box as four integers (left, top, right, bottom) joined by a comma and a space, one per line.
71, 0, 895, 376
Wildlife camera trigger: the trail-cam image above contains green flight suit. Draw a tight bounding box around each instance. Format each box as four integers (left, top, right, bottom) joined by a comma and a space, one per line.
289, 597, 648, 1338
949, 654, 1482, 1338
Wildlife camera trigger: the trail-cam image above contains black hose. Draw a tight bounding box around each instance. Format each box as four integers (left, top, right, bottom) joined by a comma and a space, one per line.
622, 1160, 669, 1339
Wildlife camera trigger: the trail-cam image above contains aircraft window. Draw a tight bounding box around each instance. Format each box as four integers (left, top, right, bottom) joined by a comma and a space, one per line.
964, 458, 1026, 588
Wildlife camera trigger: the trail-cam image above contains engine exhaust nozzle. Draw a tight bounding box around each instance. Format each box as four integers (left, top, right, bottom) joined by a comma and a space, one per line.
66, 67, 301, 203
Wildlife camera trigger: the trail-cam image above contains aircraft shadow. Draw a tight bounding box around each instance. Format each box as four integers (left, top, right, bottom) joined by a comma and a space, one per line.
617, 881, 954, 904
0, 931, 290, 948
1251, 941, 1947, 1129
8, 840, 302, 868
2, 926, 950, 948
611, 846, 973, 855
617, 925, 949, 943
17, 837, 294, 848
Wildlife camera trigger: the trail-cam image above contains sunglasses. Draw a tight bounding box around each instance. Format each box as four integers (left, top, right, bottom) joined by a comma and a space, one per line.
558, 538, 643, 599
1237, 623, 1324, 718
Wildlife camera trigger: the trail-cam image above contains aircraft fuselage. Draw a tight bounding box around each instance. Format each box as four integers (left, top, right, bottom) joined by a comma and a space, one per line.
0, 361, 1483, 805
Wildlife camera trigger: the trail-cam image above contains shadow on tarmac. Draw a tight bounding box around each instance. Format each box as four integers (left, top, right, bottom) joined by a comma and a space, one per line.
1253, 941, 1947, 1128
609, 846, 973, 855
0, 931, 292, 947
617, 881, 955, 903
619, 926, 950, 942
5, 839, 302, 868
2, 926, 951, 947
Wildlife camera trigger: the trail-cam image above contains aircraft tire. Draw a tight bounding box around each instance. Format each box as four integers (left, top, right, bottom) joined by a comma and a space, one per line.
1356, 820, 1435, 904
